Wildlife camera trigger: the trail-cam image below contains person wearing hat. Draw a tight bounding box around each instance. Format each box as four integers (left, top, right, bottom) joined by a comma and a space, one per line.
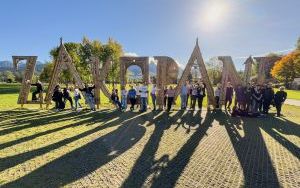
274, 86, 287, 117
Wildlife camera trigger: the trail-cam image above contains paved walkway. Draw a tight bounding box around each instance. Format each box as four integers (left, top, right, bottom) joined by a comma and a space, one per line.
285, 99, 300, 107
0, 108, 299, 188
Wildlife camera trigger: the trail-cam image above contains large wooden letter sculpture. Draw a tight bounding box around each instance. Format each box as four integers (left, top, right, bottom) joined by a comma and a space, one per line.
120, 56, 149, 87
154, 56, 179, 109
13, 56, 43, 108
243, 56, 254, 85
254, 56, 281, 84
217, 56, 243, 106
174, 39, 215, 108
90, 56, 114, 108
45, 39, 86, 108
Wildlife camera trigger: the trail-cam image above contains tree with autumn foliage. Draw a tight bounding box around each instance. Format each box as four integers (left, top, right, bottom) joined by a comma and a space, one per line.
271, 50, 300, 87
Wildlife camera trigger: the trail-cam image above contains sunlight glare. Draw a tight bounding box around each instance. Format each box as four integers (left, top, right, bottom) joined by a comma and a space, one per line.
199, 0, 231, 31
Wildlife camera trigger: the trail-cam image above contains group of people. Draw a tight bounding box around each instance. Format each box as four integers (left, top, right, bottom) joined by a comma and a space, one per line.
214, 82, 287, 117
29, 79, 287, 117
52, 84, 96, 112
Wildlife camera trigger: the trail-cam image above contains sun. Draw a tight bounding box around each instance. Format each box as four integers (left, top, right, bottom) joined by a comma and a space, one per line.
199, 0, 231, 31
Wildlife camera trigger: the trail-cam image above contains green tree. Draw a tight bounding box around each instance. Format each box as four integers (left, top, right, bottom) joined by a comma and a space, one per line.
39, 62, 54, 82
297, 37, 300, 50
3, 71, 16, 83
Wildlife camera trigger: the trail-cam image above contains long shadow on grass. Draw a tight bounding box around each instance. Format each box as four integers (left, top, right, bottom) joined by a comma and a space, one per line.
0, 110, 101, 136
0, 110, 133, 173
215, 112, 280, 187
0, 110, 51, 123
2, 111, 147, 188
0, 110, 111, 150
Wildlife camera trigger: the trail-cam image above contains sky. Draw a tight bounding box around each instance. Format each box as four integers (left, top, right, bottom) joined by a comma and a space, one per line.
0, 0, 299, 70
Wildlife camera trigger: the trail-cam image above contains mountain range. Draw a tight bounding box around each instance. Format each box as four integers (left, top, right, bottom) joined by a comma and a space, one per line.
0, 60, 45, 72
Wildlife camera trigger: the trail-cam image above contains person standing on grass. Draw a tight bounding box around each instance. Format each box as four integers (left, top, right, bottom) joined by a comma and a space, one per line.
135, 83, 141, 110
74, 88, 82, 111
151, 84, 157, 111
128, 85, 137, 111
139, 82, 149, 112
111, 89, 122, 111
80, 84, 96, 111
214, 84, 221, 109
163, 86, 168, 110
121, 86, 128, 111
234, 84, 244, 110
186, 81, 191, 108
274, 86, 287, 117
225, 82, 234, 111
180, 82, 188, 110
262, 83, 274, 114
251, 84, 262, 114
166, 86, 176, 111
63, 88, 74, 110
196, 82, 206, 110
259, 84, 267, 112
52, 85, 65, 111
245, 83, 253, 112
30, 80, 43, 101
191, 84, 198, 110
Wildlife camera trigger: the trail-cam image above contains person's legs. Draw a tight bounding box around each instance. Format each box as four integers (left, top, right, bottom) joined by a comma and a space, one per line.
215, 96, 220, 108
167, 97, 173, 111
191, 96, 196, 109
32, 90, 38, 101
140, 97, 145, 112
186, 94, 189, 108
55, 101, 59, 109
151, 94, 156, 110
121, 95, 127, 110
74, 98, 79, 110
276, 103, 282, 116
163, 97, 167, 109
68, 97, 74, 109
198, 97, 203, 110
251, 100, 258, 113
181, 94, 187, 109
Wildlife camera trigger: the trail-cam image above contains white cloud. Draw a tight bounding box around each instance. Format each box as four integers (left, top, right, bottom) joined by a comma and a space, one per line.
124, 52, 138, 57
174, 59, 186, 69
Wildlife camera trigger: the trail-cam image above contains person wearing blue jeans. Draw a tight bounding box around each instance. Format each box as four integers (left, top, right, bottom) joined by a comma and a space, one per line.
74, 88, 82, 110
180, 82, 188, 109
151, 84, 157, 111
79, 84, 96, 111
121, 86, 127, 110
139, 83, 148, 112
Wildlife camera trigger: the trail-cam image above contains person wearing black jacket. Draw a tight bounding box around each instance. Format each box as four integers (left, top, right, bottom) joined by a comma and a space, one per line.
31, 80, 43, 101
262, 83, 274, 114
52, 85, 65, 111
110, 89, 122, 111
79, 84, 96, 111
274, 86, 287, 117
63, 88, 74, 110
196, 82, 206, 110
